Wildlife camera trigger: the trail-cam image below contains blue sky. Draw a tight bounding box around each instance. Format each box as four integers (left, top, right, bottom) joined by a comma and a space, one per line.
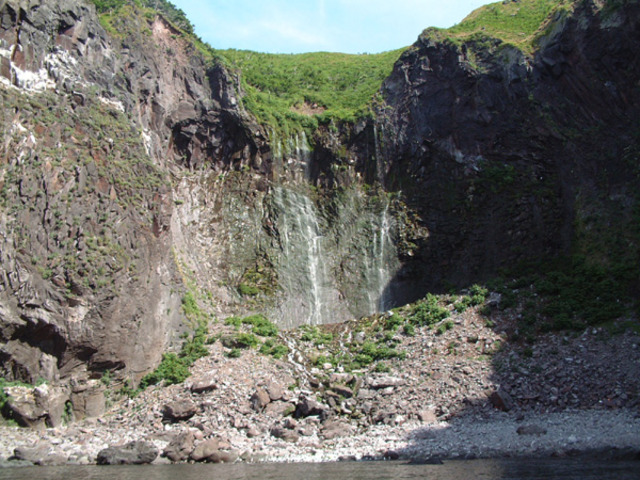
170, 0, 494, 54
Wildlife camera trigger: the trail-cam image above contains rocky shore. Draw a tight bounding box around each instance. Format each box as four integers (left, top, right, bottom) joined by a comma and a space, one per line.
1, 308, 639, 467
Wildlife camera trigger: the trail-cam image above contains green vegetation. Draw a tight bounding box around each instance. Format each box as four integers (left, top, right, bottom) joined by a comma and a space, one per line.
492, 253, 634, 339
299, 325, 334, 345
90, 0, 193, 33
216, 49, 403, 133
140, 319, 209, 388
224, 314, 279, 337
259, 339, 290, 359
426, 0, 574, 52
409, 294, 450, 326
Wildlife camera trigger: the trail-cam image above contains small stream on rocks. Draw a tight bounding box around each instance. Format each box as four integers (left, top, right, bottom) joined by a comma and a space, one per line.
2, 459, 639, 479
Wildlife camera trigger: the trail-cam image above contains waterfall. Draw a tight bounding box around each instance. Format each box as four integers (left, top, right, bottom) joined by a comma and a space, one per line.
272, 186, 330, 326
365, 196, 398, 313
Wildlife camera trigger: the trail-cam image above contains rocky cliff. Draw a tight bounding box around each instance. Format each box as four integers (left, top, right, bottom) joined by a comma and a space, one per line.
0, 0, 638, 424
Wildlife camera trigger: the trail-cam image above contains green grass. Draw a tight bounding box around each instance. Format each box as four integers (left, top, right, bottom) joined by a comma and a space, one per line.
431, 0, 574, 52
216, 49, 403, 132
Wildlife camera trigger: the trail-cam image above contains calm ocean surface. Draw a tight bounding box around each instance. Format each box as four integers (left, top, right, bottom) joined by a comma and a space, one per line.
1, 459, 639, 480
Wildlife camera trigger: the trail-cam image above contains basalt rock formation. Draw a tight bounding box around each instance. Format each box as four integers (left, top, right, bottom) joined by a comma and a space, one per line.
0, 0, 638, 424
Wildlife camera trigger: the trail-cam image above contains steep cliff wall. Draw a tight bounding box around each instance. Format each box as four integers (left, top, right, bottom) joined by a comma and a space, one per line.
376, 0, 640, 301
0, 0, 638, 408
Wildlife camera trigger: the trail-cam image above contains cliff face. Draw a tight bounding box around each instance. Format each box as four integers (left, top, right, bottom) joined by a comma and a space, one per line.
377, 0, 640, 299
0, 0, 638, 417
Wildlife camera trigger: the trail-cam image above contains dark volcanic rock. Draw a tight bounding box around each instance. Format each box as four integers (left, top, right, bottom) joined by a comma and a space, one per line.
162, 400, 198, 422
96, 441, 158, 465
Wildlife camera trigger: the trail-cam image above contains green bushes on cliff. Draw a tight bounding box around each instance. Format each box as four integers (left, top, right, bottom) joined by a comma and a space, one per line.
409, 294, 450, 326
140, 319, 210, 388
91, 0, 193, 33
217, 48, 403, 133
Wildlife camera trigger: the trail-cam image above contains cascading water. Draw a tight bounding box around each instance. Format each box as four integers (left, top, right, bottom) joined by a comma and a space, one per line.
264, 130, 401, 326
271, 186, 332, 326
363, 196, 399, 314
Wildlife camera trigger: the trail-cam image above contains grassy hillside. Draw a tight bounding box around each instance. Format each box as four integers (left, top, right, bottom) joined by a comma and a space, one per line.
216, 49, 403, 133
423, 0, 573, 52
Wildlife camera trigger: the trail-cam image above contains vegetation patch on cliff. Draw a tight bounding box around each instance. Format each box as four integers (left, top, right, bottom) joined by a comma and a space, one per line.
421, 0, 574, 53
216, 49, 403, 133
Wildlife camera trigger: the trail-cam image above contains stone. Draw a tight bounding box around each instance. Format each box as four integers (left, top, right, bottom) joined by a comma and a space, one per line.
517, 424, 548, 436
250, 388, 271, 412
270, 426, 299, 443
295, 396, 329, 419
365, 375, 406, 389
418, 408, 438, 424
190, 438, 220, 462
266, 381, 284, 401
208, 450, 239, 464
96, 441, 158, 465
490, 388, 515, 412
163, 399, 197, 422
190, 375, 218, 394
162, 431, 196, 462
330, 383, 353, 398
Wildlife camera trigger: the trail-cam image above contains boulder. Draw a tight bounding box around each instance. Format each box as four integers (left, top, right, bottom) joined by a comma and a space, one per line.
70, 380, 105, 420
295, 396, 329, 419
321, 420, 353, 440
264, 400, 294, 417
96, 441, 158, 465
270, 426, 299, 443
190, 438, 220, 462
330, 373, 355, 385
208, 450, 239, 464
13, 444, 67, 466
330, 383, 353, 398
266, 381, 284, 401
162, 431, 196, 462
365, 374, 405, 389
190, 375, 218, 394
490, 388, 515, 412
250, 388, 271, 412
417, 408, 438, 424
4, 383, 69, 429
163, 399, 197, 422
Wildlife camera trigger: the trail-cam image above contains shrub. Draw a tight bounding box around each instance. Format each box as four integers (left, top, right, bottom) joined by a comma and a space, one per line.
238, 283, 259, 296
384, 313, 404, 331
242, 314, 278, 337
259, 339, 289, 359
410, 294, 450, 326
454, 296, 472, 313
224, 316, 242, 328
140, 353, 190, 388
233, 333, 259, 349
226, 348, 242, 358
